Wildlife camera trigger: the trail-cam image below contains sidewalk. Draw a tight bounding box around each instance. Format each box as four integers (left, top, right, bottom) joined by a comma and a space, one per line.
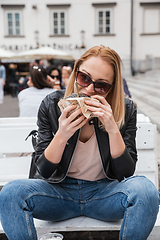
126, 70, 160, 190
126, 69, 160, 132
0, 94, 19, 118
126, 70, 160, 164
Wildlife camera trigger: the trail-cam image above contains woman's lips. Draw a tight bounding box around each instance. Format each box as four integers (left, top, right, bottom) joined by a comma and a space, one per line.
80, 92, 91, 97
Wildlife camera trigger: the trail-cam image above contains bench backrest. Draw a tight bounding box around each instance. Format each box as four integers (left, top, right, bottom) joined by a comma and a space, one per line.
0, 117, 158, 189
0, 126, 36, 185
135, 122, 158, 188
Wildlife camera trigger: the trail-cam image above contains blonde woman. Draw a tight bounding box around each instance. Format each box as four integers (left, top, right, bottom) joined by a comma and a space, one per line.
0, 46, 159, 240
62, 65, 72, 88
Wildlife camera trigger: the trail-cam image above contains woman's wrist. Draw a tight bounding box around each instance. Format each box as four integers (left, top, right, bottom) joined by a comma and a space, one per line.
108, 130, 125, 158
44, 131, 68, 164
55, 130, 69, 144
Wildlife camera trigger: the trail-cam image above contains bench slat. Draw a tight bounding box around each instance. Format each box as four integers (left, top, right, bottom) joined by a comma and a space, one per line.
0, 127, 34, 153
0, 117, 37, 124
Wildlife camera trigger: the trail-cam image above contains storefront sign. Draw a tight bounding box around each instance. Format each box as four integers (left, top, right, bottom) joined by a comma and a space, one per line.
0, 43, 83, 52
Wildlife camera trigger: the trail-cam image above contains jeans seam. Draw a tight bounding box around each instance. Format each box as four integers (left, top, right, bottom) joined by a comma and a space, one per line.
24, 192, 80, 204
121, 194, 133, 240
83, 190, 132, 204
122, 208, 129, 240
25, 211, 35, 240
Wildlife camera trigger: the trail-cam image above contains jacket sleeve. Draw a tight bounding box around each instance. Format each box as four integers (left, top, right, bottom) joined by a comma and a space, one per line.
34, 95, 59, 179
111, 100, 137, 181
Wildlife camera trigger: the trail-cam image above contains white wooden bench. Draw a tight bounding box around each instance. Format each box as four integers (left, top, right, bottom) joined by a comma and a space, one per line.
0, 117, 37, 129
0, 115, 159, 239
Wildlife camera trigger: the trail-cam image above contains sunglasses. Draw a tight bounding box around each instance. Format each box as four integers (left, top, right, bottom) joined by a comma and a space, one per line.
76, 71, 114, 95
50, 75, 60, 80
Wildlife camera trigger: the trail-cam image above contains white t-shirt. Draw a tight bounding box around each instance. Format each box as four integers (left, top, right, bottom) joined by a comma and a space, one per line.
18, 87, 56, 117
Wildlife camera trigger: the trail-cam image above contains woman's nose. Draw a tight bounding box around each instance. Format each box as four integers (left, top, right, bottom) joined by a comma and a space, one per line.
85, 83, 95, 93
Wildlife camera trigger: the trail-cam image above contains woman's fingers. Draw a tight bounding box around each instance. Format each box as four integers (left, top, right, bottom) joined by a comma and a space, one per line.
86, 101, 111, 114
85, 95, 116, 132
91, 95, 109, 106
60, 105, 87, 128
60, 105, 77, 118
70, 114, 87, 128
67, 108, 83, 123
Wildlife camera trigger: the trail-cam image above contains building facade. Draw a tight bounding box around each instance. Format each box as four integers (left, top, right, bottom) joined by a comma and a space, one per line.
0, 0, 160, 77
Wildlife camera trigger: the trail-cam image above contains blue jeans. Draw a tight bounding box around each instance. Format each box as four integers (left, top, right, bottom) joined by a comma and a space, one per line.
0, 175, 159, 240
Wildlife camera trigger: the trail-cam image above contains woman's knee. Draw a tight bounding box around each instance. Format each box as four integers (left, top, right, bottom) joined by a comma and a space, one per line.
0, 179, 36, 208
1, 180, 25, 201
125, 176, 159, 214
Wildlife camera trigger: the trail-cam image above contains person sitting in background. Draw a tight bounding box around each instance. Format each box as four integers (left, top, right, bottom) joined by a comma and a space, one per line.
62, 66, 72, 88
123, 78, 132, 98
18, 66, 56, 117
47, 65, 64, 90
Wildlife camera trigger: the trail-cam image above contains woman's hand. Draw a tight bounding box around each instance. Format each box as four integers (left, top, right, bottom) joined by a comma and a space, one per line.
45, 105, 87, 164
47, 75, 56, 88
85, 95, 125, 158
85, 95, 118, 134
57, 105, 88, 141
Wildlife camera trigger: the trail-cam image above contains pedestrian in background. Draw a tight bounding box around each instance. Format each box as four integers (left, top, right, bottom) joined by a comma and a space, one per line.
7, 63, 19, 97
0, 59, 6, 104
47, 65, 64, 90
18, 66, 56, 117
39, 59, 47, 69
62, 66, 72, 88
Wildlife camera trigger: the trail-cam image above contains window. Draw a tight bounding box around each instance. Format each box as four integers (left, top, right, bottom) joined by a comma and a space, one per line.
97, 8, 112, 34
6, 10, 22, 36
47, 4, 70, 36
144, 8, 159, 34
140, 2, 160, 35
1, 5, 24, 37
52, 10, 67, 35
92, 3, 116, 36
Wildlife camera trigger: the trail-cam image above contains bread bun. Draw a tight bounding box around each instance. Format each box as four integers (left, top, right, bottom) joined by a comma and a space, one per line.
58, 93, 99, 119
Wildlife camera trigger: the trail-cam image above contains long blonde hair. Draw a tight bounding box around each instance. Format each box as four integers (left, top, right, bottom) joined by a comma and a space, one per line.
65, 45, 125, 128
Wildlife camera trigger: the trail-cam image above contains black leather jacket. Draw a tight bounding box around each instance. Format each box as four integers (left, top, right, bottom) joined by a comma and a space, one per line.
33, 90, 137, 183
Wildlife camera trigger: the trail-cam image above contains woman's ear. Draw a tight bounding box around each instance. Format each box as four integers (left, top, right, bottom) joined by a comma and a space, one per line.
27, 77, 33, 87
